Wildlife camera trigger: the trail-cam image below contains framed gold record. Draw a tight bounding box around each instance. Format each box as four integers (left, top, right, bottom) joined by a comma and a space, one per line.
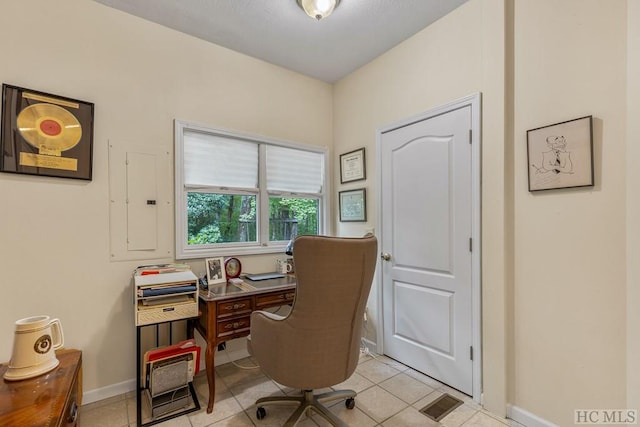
1, 84, 94, 180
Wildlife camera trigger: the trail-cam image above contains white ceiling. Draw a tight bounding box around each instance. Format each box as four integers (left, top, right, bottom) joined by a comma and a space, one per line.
93, 0, 469, 83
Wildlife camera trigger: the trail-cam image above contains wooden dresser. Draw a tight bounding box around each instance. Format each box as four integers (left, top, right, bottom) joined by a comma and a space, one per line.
0, 349, 82, 426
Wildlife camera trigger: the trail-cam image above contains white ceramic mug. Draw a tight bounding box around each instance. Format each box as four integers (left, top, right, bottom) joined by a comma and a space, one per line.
8, 315, 64, 370
276, 259, 294, 274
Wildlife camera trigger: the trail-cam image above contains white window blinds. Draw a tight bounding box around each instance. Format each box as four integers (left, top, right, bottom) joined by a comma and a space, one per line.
266, 145, 323, 194
183, 130, 258, 189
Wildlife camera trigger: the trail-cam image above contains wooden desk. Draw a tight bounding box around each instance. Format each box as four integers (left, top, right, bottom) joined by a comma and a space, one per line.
0, 349, 82, 427
189, 275, 296, 413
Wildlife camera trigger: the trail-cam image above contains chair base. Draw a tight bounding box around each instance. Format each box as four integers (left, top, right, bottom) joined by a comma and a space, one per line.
255, 389, 356, 427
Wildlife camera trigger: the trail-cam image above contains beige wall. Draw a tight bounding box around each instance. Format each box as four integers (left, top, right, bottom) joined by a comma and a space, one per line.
333, 0, 485, 340
334, 0, 632, 425
627, 0, 640, 415
512, 1, 627, 425
333, 0, 510, 416
0, 0, 332, 396
1, 0, 636, 423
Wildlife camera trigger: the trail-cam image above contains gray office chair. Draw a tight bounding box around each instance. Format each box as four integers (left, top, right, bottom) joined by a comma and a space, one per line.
247, 234, 378, 427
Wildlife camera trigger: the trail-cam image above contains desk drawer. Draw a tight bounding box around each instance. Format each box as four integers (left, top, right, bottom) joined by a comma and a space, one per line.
217, 316, 251, 338
256, 291, 295, 309
60, 369, 80, 426
217, 298, 252, 318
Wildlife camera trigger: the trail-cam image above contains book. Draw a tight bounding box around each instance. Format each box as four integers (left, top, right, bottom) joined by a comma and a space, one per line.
139, 284, 197, 297
141, 294, 189, 306
135, 264, 192, 276
145, 339, 200, 365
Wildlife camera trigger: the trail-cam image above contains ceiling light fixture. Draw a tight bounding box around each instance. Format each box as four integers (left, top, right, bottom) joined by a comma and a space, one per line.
296, 0, 341, 21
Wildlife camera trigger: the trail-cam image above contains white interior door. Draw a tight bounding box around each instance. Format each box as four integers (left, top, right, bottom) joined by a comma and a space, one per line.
379, 98, 478, 395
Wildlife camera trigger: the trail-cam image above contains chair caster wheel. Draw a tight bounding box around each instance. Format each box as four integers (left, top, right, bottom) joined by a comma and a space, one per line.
345, 397, 355, 409
256, 406, 267, 420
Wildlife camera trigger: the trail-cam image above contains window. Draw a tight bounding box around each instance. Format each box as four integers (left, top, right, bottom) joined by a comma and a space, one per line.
175, 121, 328, 259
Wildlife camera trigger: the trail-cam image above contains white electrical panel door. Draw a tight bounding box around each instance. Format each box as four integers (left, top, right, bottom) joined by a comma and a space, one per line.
127, 152, 158, 251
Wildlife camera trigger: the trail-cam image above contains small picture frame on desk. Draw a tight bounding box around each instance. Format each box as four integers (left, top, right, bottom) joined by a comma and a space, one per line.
206, 257, 226, 285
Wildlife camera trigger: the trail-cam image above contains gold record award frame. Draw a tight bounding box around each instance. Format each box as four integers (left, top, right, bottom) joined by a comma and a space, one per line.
1, 84, 94, 180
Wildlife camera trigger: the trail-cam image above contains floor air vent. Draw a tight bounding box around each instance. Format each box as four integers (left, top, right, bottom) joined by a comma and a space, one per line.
419, 393, 464, 422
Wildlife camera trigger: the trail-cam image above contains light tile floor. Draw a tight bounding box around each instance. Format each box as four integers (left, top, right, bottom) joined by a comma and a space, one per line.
80, 352, 525, 427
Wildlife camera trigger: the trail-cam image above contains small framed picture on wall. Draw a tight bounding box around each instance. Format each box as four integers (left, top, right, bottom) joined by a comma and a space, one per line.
339, 188, 366, 222
340, 147, 366, 183
527, 116, 594, 192
0, 84, 95, 180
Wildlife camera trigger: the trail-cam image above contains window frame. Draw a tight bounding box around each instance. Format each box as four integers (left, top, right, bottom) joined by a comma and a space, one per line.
175, 120, 329, 259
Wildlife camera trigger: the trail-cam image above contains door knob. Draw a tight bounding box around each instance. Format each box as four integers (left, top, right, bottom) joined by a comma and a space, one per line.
381, 253, 391, 261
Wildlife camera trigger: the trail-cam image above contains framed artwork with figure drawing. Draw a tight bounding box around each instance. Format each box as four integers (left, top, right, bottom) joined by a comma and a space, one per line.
527, 116, 593, 192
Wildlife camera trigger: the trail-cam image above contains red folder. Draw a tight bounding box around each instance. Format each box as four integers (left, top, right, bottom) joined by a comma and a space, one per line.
145, 339, 201, 374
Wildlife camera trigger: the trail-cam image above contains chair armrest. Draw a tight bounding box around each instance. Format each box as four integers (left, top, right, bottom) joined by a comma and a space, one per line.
253, 310, 286, 322
248, 310, 292, 378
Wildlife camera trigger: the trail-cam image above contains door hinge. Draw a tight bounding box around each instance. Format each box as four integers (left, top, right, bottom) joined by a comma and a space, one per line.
469, 129, 472, 144
470, 346, 474, 360
469, 237, 472, 252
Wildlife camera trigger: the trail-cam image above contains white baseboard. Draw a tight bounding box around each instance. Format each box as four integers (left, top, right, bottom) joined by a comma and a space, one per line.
507, 404, 559, 427
83, 347, 251, 406
82, 378, 136, 405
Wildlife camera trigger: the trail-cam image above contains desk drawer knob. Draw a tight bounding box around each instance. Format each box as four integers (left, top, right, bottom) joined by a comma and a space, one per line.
224, 321, 246, 330
225, 303, 246, 310
68, 401, 78, 423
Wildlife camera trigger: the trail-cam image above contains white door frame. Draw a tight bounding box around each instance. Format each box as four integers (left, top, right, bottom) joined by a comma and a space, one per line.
375, 92, 482, 401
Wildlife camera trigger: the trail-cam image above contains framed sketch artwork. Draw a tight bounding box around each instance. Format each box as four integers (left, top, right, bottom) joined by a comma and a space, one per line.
527, 116, 594, 192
